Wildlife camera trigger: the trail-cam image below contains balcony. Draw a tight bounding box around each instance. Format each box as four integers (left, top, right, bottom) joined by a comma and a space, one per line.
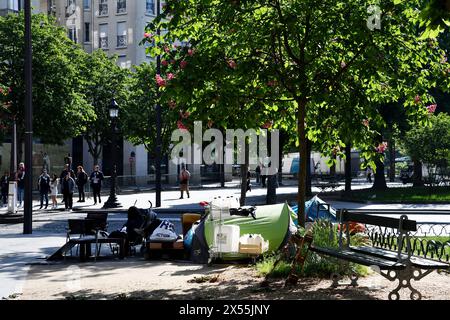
99, 37, 109, 49
117, 35, 127, 48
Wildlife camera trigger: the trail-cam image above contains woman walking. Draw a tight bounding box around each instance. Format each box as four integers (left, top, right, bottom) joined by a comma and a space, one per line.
61, 173, 75, 211
16, 163, 25, 207
179, 164, 191, 199
50, 174, 59, 209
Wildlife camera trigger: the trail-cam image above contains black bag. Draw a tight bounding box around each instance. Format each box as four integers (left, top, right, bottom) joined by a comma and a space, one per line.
229, 206, 257, 219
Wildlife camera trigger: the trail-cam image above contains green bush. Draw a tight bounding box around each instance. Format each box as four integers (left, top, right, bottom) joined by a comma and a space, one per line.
256, 219, 370, 279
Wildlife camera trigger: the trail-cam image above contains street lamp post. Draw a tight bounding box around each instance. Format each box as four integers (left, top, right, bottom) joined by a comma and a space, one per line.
103, 99, 122, 209
24, 0, 33, 234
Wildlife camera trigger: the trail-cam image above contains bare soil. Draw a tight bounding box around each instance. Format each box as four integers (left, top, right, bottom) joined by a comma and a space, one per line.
17, 258, 450, 300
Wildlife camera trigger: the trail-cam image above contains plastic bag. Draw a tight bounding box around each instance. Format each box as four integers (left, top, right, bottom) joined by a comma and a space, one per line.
149, 220, 178, 242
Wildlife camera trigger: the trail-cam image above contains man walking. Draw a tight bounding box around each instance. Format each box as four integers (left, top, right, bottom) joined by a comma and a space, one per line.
1, 171, 10, 207
37, 169, 51, 209
76, 166, 88, 202
90, 165, 104, 205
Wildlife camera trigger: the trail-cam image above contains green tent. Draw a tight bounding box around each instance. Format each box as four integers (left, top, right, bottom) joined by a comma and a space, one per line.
199, 203, 296, 260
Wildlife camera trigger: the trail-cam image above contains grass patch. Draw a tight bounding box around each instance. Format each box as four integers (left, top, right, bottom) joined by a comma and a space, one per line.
343, 186, 450, 203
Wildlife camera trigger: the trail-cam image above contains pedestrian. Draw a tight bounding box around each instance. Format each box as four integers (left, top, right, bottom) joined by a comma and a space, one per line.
179, 164, 191, 199
42, 151, 50, 172
50, 174, 59, 209
76, 165, 88, 202
61, 173, 75, 211
90, 165, 104, 205
16, 162, 25, 207
37, 169, 51, 209
246, 170, 252, 192
64, 153, 73, 170
1, 171, 10, 207
367, 167, 373, 183
60, 164, 75, 180
255, 165, 261, 184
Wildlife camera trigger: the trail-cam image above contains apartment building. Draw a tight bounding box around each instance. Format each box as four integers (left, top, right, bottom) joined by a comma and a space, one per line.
0, 0, 55, 15
54, 0, 161, 68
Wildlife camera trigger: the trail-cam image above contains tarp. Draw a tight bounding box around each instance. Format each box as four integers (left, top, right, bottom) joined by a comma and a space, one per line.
291, 195, 337, 224
190, 203, 296, 263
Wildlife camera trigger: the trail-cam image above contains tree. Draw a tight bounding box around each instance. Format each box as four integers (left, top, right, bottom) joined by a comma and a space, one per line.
0, 12, 95, 153
403, 112, 450, 186
121, 62, 178, 157
146, 0, 447, 227
80, 50, 130, 165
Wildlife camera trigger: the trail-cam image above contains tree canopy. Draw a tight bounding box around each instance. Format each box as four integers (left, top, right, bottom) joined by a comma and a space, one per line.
144, 0, 449, 226
0, 12, 95, 145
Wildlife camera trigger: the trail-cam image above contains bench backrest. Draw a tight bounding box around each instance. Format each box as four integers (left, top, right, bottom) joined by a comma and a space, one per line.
337, 210, 417, 232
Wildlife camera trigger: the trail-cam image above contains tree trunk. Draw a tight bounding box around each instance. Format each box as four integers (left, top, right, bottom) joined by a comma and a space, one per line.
297, 99, 307, 227
389, 138, 395, 182
306, 138, 312, 196
372, 158, 387, 190
240, 138, 249, 206
413, 160, 424, 187
344, 143, 352, 192
278, 133, 283, 186
330, 154, 336, 178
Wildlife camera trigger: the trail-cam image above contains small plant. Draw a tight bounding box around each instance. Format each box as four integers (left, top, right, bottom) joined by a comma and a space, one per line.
256, 219, 370, 279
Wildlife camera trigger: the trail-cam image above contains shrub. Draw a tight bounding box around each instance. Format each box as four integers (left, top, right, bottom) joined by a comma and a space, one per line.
256, 219, 370, 279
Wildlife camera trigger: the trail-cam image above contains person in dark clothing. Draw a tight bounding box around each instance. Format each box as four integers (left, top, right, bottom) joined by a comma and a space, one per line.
64, 153, 73, 170
60, 164, 75, 180
90, 165, 104, 205
16, 163, 25, 207
37, 169, 51, 209
255, 165, 261, 184
246, 170, 252, 192
76, 166, 88, 202
61, 173, 75, 211
1, 171, 10, 207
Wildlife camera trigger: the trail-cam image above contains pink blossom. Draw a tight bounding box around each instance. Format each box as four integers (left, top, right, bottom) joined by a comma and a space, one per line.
180, 60, 188, 69
172, 44, 179, 49
177, 120, 188, 130
376, 142, 388, 153
167, 73, 175, 80
144, 32, 153, 39
161, 60, 169, 67
227, 59, 237, 69
427, 104, 437, 113
0, 88, 3, 94
187, 49, 194, 56
414, 95, 421, 104
261, 121, 273, 129
362, 119, 369, 127
155, 74, 166, 87
164, 46, 170, 53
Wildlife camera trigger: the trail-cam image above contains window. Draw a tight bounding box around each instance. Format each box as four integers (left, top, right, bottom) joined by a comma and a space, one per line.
145, 0, 154, 15
99, 24, 108, 49
118, 55, 130, 69
116, 22, 127, 47
117, 0, 126, 14
83, 0, 90, 10
66, 0, 76, 16
99, 0, 108, 16
68, 26, 77, 43
84, 22, 90, 42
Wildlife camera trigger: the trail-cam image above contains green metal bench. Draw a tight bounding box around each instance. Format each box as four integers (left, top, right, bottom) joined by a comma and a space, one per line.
310, 210, 450, 300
